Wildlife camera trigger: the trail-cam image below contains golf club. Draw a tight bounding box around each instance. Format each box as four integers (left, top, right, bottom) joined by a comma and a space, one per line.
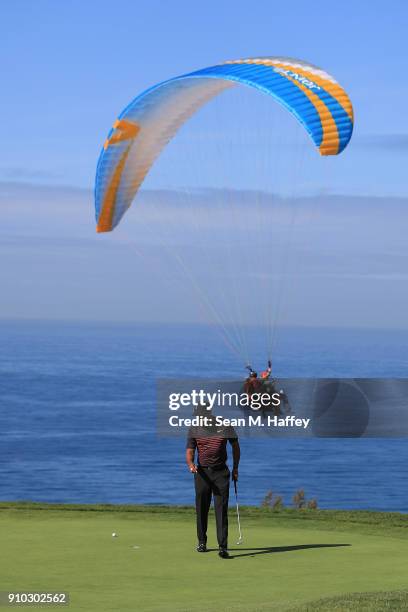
233, 479, 243, 545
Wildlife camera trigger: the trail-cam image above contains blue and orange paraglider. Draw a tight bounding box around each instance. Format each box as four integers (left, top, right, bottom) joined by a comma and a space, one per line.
95, 57, 353, 233
94, 57, 353, 363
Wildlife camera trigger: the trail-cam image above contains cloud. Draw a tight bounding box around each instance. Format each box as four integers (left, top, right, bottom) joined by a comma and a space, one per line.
356, 134, 408, 151
0, 181, 407, 246
0, 167, 63, 181
0, 181, 407, 326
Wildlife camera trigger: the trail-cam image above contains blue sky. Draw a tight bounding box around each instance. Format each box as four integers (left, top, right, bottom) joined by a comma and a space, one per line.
2, 0, 408, 194
1, 0, 408, 332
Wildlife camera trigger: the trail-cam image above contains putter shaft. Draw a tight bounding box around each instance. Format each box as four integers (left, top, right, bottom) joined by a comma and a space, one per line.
233, 480, 243, 544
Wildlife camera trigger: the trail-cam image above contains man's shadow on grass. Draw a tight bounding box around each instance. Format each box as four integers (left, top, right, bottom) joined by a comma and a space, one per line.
209, 543, 350, 559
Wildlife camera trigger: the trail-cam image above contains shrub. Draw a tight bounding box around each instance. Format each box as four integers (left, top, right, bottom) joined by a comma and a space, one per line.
292, 489, 306, 509
261, 490, 273, 507
261, 491, 285, 509
272, 495, 283, 510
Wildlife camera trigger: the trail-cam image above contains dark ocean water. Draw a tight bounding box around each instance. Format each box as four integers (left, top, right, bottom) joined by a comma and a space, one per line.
1, 320, 408, 511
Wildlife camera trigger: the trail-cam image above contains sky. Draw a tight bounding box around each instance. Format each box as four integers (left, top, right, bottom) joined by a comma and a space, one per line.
1, 0, 408, 331
1, 0, 408, 193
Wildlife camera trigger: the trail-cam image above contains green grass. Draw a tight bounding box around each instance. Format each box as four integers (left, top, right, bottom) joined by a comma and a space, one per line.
290, 590, 408, 611
0, 503, 407, 611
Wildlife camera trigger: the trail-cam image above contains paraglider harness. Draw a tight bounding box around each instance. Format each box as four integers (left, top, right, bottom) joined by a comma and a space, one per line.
243, 361, 290, 416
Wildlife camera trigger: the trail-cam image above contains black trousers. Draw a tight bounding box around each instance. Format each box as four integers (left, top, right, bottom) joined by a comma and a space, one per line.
194, 465, 230, 549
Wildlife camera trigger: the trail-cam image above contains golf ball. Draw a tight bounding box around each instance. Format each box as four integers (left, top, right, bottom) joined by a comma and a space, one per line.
112, 532, 117, 537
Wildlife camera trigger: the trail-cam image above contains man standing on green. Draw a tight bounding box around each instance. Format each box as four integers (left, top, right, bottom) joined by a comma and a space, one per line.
186, 406, 240, 559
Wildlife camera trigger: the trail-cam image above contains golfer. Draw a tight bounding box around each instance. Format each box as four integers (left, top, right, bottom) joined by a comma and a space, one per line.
186, 406, 240, 559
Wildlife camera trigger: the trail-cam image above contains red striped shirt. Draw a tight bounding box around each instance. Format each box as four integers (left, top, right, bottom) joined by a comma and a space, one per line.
187, 429, 237, 467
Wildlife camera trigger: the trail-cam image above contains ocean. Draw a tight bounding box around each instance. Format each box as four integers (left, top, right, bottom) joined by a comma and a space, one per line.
1, 320, 407, 511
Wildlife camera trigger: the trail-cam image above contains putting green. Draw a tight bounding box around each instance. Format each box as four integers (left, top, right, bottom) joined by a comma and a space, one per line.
1, 504, 407, 611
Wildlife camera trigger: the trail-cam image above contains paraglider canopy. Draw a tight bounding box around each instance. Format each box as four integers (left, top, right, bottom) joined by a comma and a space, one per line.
94, 56, 354, 364
94, 57, 353, 233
